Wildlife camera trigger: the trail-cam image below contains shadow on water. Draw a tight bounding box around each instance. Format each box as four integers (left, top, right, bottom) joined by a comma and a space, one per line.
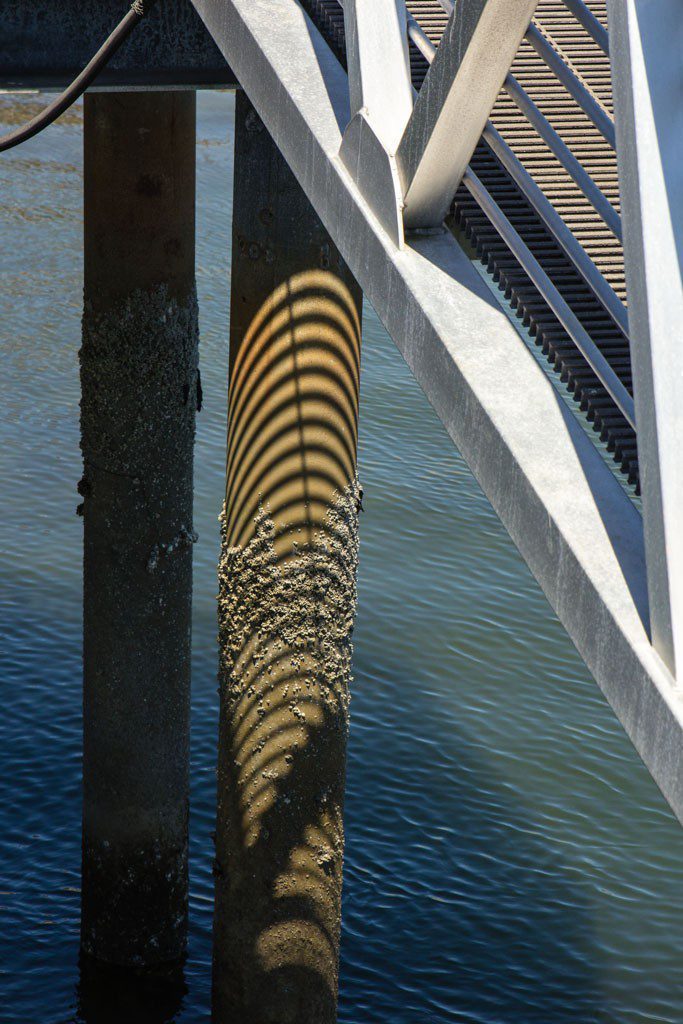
342, 645, 601, 1024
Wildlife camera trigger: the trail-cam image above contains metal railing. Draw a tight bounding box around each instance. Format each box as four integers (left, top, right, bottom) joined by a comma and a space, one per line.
525, 23, 616, 148
463, 166, 635, 429
406, 12, 436, 63
562, 0, 609, 54
502, 74, 622, 240
403, 7, 633, 427
481, 122, 628, 337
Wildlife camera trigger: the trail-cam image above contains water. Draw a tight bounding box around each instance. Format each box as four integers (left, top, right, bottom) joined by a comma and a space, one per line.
1, 91, 682, 1024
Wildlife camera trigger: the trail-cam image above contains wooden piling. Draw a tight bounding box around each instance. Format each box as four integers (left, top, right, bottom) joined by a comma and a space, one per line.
80, 91, 198, 966
212, 92, 363, 1022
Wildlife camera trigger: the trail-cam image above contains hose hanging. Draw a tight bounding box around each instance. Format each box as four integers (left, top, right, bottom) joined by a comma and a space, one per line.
0, 0, 158, 153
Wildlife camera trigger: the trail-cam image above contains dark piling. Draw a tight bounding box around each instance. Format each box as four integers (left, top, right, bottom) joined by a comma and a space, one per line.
80, 91, 198, 966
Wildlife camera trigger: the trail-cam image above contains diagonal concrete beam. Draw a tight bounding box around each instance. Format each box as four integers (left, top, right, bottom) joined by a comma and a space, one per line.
342, 0, 413, 153
338, 0, 413, 247
396, 0, 539, 229
608, 0, 683, 680
190, 0, 683, 827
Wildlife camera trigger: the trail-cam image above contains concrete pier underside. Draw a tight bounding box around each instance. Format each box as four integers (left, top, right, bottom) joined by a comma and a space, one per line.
0, 0, 235, 90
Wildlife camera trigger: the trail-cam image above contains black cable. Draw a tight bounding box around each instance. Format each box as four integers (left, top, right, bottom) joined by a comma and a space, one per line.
0, 0, 157, 153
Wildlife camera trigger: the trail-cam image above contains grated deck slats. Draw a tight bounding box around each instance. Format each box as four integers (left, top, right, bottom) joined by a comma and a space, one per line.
299, 0, 638, 486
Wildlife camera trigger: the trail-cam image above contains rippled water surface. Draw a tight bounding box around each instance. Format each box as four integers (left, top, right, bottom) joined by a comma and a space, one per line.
2, 91, 683, 1024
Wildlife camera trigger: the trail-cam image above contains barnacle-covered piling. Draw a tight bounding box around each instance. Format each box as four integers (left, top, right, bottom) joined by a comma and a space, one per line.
212, 93, 363, 1023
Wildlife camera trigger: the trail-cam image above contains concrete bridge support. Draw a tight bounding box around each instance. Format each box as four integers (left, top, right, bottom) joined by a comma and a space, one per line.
80, 91, 199, 966
212, 92, 363, 1022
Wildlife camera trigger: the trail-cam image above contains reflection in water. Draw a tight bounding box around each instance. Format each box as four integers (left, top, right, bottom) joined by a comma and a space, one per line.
77, 955, 187, 1024
213, 240, 362, 1019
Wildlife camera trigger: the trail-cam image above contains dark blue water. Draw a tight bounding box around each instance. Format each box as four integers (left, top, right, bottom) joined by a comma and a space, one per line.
2, 91, 683, 1024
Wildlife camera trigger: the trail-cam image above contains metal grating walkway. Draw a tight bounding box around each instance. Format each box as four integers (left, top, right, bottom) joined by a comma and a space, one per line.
300, 0, 638, 486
